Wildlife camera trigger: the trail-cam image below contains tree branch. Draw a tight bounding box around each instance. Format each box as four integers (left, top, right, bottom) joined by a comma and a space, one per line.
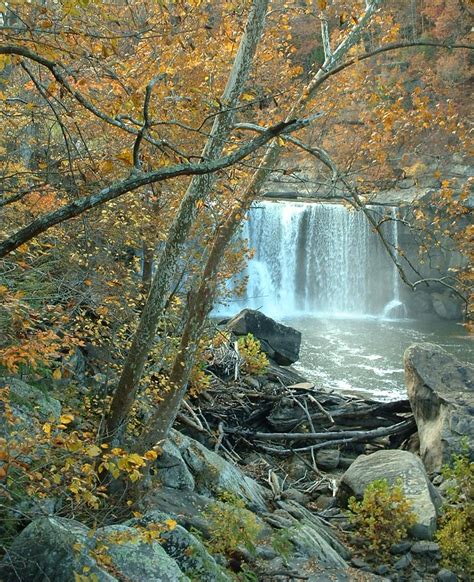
0, 117, 310, 258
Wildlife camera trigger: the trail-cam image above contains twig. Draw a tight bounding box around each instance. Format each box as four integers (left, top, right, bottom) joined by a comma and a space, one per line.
307, 393, 334, 425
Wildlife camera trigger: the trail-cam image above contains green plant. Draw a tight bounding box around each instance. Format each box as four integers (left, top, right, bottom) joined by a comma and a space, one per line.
237, 334, 268, 376
203, 492, 262, 557
436, 446, 474, 579
271, 528, 294, 564
347, 478, 416, 558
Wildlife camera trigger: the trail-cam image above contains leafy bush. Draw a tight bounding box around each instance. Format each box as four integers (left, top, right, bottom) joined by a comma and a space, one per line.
436, 448, 474, 578
237, 334, 268, 376
347, 478, 416, 558
203, 491, 262, 556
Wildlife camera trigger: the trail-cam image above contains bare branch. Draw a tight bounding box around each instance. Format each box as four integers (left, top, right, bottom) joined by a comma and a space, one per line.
0, 117, 311, 258
320, 15, 332, 61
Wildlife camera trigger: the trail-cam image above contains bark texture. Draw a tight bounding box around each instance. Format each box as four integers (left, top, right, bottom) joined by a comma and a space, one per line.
105, 0, 271, 446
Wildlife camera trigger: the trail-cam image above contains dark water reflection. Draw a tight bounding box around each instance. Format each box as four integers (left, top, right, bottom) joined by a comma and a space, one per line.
282, 316, 473, 401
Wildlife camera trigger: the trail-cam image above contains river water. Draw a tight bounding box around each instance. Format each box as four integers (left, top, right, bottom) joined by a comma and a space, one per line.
282, 316, 473, 401
215, 200, 473, 401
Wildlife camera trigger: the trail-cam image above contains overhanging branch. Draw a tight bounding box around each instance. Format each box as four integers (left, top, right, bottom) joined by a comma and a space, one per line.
0, 117, 310, 258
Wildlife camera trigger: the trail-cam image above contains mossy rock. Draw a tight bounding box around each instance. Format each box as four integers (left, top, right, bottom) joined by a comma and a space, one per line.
0, 517, 189, 582
128, 510, 231, 581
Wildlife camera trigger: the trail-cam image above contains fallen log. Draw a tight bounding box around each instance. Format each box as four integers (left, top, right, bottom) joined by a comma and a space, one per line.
255, 418, 417, 456
224, 417, 415, 442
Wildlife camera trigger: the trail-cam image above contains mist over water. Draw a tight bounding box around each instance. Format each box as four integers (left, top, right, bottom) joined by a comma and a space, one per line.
215, 201, 472, 400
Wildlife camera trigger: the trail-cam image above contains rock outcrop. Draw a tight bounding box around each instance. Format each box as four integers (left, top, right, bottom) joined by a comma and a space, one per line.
337, 449, 441, 540
226, 309, 301, 365
0, 517, 189, 582
404, 343, 474, 472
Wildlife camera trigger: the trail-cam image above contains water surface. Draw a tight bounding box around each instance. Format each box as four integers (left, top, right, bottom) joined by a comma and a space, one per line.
282, 316, 473, 401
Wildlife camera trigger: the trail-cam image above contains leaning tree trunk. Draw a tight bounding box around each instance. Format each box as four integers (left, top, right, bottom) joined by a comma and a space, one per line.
104, 0, 270, 446
137, 0, 385, 448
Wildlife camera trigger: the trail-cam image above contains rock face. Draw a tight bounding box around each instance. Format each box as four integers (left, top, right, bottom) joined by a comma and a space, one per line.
0, 517, 189, 582
404, 343, 474, 472
337, 450, 441, 540
1, 377, 61, 425
431, 291, 463, 320
226, 309, 301, 365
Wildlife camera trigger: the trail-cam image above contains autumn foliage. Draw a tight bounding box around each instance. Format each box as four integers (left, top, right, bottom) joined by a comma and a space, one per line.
0, 0, 472, 552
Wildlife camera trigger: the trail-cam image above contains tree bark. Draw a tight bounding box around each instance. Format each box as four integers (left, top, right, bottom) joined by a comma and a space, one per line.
137, 1, 387, 448
104, 0, 271, 446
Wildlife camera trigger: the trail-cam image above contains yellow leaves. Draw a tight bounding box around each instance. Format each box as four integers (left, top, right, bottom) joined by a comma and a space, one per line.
85, 444, 102, 458
164, 519, 177, 530
60, 413, 74, 425
241, 93, 254, 102
144, 450, 158, 461
99, 159, 114, 173
52, 368, 62, 381
317, 0, 327, 10
0, 55, 11, 69
116, 149, 134, 166
42, 423, 52, 436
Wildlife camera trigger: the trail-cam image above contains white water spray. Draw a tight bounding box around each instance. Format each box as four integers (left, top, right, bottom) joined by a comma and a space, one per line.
219, 201, 404, 319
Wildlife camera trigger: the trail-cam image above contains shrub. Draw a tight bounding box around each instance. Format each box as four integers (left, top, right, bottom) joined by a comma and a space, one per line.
203, 491, 262, 556
436, 448, 474, 578
347, 478, 416, 558
237, 334, 268, 376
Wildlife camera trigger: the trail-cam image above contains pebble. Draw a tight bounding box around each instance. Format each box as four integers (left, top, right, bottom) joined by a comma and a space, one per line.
394, 553, 412, 570
255, 546, 278, 560
391, 540, 413, 555
432, 473, 444, 486
376, 564, 390, 575
437, 568, 458, 582
411, 541, 440, 554
351, 557, 371, 570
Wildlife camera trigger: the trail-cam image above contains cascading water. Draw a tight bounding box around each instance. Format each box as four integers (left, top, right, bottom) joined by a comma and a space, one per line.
219, 200, 404, 318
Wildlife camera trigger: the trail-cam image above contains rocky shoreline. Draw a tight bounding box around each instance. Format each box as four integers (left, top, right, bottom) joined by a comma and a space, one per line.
1, 311, 472, 581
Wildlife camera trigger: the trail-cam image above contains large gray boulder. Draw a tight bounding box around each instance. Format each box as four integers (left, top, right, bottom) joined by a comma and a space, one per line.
170, 429, 269, 511
337, 450, 441, 540
226, 309, 301, 365
153, 439, 195, 491
404, 343, 474, 472
0, 517, 188, 581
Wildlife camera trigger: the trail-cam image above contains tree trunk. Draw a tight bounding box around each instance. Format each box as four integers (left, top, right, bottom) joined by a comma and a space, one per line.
104, 0, 270, 446
141, 243, 154, 293
136, 1, 385, 447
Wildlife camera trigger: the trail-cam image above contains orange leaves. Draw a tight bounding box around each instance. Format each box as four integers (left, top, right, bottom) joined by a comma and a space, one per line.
116, 149, 134, 166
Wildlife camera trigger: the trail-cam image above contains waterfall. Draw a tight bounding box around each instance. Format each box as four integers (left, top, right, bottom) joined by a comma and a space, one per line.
218, 200, 404, 318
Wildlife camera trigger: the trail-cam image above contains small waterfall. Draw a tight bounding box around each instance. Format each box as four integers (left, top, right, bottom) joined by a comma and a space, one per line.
381, 207, 406, 319
218, 200, 405, 318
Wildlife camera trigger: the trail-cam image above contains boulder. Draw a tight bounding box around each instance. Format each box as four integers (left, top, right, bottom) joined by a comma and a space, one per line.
316, 449, 340, 470
404, 343, 474, 472
153, 439, 195, 491
170, 430, 269, 511
226, 309, 301, 365
337, 450, 441, 540
127, 510, 231, 581
0, 517, 188, 582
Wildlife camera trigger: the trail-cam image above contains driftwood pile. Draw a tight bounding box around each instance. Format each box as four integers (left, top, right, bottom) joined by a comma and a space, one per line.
177, 360, 416, 471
